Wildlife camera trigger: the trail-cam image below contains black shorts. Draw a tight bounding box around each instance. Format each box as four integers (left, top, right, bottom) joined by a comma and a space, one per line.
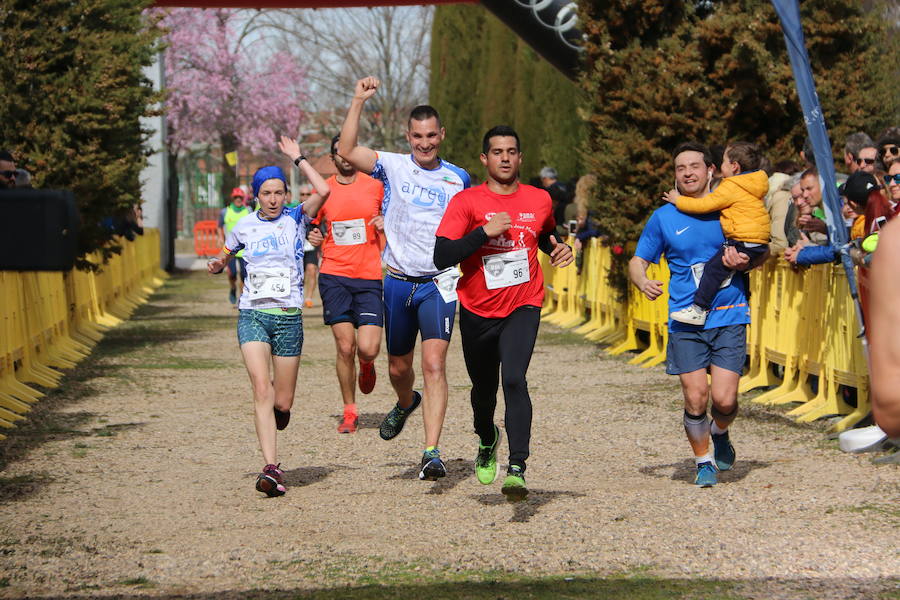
303, 248, 320, 269
319, 273, 384, 328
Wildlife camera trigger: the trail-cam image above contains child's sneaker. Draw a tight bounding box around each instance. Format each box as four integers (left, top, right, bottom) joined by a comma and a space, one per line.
670, 304, 709, 326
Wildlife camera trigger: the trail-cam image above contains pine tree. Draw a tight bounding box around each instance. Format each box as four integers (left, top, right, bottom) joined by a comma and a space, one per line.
430, 4, 586, 182
579, 0, 898, 292
0, 0, 162, 266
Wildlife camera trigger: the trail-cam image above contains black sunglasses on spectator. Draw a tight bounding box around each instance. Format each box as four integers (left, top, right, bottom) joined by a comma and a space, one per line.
0, 170, 15, 178
882, 145, 900, 157
856, 157, 875, 166
884, 173, 900, 185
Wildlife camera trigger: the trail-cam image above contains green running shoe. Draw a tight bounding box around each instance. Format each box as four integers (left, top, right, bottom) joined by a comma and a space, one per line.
695, 461, 717, 487
711, 431, 735, 471
475, 425, 500, 485
380, 391, 421, 440
501, 465, 528, 501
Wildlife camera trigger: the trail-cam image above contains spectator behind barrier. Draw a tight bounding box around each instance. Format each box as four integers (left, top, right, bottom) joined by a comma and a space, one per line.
0, 149, 16, 189
843, 131, 875, 175
786, 171, 884, 267
540, 166, 572, 236
765, 160, 802, 256
875, 128, 900, 171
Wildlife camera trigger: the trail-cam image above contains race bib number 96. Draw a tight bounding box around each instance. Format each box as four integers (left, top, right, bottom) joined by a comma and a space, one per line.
483, 249, 530, 290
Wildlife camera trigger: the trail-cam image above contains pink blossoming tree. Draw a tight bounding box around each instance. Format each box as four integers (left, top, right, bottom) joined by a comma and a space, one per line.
157, 8, 307, 198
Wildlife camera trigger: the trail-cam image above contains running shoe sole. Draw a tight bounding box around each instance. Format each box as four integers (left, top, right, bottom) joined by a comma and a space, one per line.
256, 474, 286, 497
711, 432, 735, 471
358, 361, 376, 394
274, 408, 291, 431
419, 457, 446, 481
501, 475, 528, 501
379, 392, 421, 440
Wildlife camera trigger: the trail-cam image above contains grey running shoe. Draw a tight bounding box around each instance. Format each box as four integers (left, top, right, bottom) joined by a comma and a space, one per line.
379, 391, 421, 440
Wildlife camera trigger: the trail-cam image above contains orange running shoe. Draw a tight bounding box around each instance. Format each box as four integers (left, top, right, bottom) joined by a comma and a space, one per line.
337, 411, 358, 434
358, 360, 376, 394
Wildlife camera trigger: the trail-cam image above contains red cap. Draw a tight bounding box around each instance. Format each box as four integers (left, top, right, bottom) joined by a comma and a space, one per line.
231, 187, 246, 199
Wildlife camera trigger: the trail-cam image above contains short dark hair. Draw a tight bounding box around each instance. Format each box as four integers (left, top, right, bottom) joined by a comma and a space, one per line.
0, 149, 14, 162
774, 159, 801, 175
725, 141, 763, 172
408, 105, 441, 129
672, 142, 714, 168
801, 166, 819, 180
330, 134, 340, 156
482, 125, 520, 155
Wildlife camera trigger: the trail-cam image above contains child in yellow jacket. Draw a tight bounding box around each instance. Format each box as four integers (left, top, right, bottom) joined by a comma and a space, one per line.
663, 141, 770, 325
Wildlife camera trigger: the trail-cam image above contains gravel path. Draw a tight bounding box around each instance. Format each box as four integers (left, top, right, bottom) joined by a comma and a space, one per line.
0, 271, 897, 599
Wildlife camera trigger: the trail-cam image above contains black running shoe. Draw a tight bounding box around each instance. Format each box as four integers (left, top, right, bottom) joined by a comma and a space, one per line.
379, 391, 421, 440
274, 408, 291, 431
418, 448, 447, 481
256, 464, 286, 497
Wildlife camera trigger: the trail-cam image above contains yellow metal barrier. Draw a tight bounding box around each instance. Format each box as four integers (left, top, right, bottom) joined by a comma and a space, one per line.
0, 230, 166, 440
539, 245, 871, 431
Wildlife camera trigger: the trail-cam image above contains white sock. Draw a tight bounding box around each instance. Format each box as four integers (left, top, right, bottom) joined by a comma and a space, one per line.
695, 452, 714, 466
711, 421, 727, 436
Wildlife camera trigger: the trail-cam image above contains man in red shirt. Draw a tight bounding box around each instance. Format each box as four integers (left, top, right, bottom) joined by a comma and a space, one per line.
310, 135, 386, 433
434, 125, 573, 499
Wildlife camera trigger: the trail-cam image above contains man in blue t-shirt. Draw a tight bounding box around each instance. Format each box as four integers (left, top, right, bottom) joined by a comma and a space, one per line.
629, 142, 754, 488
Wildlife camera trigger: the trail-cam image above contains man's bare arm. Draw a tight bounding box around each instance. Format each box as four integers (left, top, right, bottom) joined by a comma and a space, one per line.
628, 255, 664, 301
869, 218, 900, 437
336, 77, 380, 175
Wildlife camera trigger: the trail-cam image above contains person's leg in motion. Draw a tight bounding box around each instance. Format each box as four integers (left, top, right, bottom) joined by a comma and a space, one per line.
709, 365, 740, 471
241, 340, 286, 496
497, 306, 540, 499
460, 307, 501, 485
380, 276, 421, 440
680, 368, 717, 487
356, 323, 381, 394
331, 321, 359, 432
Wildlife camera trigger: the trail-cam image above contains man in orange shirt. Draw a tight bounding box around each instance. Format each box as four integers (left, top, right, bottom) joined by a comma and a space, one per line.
309, 135, 386, 433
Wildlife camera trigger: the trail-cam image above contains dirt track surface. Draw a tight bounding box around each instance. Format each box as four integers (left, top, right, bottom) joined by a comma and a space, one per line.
0, 271, 897, 599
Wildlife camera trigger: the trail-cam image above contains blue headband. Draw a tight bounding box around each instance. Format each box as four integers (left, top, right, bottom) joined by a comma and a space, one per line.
251, 166, 288, 199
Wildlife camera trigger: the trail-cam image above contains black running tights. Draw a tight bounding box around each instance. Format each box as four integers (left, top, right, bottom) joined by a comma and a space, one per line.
459, 304, 541, 469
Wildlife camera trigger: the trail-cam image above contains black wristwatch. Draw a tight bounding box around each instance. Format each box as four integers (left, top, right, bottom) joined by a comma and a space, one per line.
293, 155, 307, 167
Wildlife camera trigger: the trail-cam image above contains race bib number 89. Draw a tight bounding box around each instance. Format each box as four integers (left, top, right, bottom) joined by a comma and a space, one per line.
332, 218, 366, 246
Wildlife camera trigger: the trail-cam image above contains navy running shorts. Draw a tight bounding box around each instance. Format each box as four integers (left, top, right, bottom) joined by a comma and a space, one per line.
665, 324, 746, 376
383, 272, 456, 356
237, 309, 304, 357
319, 273, 384, 328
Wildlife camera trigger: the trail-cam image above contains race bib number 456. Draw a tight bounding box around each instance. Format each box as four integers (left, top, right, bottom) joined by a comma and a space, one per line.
483, 249, 530, 290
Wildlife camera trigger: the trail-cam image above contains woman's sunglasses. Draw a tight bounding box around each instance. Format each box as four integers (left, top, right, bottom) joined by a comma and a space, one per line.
884, 173, 900, 185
